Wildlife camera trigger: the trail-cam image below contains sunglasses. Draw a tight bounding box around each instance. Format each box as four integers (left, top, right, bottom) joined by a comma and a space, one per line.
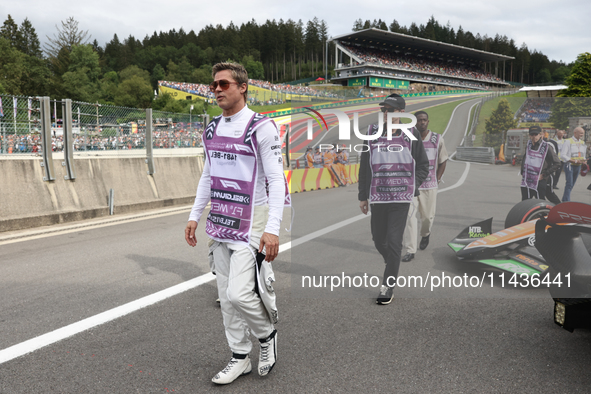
209, 80, 239, 92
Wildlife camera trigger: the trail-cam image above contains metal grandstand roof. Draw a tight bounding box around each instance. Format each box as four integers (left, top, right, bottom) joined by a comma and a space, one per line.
332, 28, 514, 63
519, 85, 567, 91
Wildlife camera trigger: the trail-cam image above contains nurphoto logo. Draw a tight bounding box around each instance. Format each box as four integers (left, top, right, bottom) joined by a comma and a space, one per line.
304, 107, 417, 152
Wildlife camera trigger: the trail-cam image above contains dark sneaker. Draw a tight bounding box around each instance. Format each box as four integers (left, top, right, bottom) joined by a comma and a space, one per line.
258, 329, 277, 376
401, 253, 415, 262
376, 285, 394, 305
212, 355, 252, 384
419, 235, 430, 250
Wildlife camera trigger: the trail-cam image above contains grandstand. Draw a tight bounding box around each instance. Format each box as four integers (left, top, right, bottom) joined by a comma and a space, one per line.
517, 98, 554, 123
159, 81, 214, 102
518, 85, 567, 98
331, 28, 513, 92
158, 79, 341, 105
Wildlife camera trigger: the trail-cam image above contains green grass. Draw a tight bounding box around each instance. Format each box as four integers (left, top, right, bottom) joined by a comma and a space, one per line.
206, 106, 223, 117
409, 98, 472, 134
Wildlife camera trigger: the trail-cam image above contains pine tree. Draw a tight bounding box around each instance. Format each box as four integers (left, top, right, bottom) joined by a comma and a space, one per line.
485, 99, 517, 147
44, 17, 91, 59
0, 15, 19, 46
16, 18, 42, 58
558, 52, 591, 97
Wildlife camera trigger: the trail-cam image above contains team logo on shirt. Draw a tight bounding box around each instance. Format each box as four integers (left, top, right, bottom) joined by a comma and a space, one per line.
208, 212, 241, 229
210, 189, 250, 205
211, 189, 251, 205
220, 180, 241, 190
233, 144, 253, 153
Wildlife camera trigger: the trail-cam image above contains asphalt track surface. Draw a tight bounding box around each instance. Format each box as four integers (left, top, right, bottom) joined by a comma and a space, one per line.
1, 96, 591, 393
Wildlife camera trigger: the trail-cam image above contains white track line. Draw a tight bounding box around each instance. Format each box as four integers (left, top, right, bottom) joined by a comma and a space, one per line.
458, 102, 480, 146
442, 99, 474, 138
0, 212, 369, 365
0, 272, 215, 364
438, 162, 470, 193
439, 99, 476, 189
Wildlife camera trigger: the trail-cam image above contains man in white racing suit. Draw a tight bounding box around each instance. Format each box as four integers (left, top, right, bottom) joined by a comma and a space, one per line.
185, 62, 285, 384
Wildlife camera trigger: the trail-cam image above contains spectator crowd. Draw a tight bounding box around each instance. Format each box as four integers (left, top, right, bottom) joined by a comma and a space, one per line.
1, 124, 203, 154
517, 98, 554, 123
158, 79, 340, 104
338, 43, 504, 87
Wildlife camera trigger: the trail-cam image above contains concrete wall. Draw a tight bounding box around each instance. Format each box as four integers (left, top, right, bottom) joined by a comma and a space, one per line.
0, 155, 204, 232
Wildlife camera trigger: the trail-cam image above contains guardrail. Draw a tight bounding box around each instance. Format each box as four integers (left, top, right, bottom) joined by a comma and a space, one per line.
455, 147, 495, 164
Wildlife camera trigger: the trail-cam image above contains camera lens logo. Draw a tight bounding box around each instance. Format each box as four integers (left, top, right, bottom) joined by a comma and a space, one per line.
303, 108, 417, 141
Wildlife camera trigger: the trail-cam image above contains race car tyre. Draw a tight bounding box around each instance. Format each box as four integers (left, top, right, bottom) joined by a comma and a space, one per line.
505, 199, 555, 229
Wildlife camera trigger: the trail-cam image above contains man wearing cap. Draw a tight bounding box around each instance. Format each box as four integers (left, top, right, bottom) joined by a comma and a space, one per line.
520, 126, 560, 201
358, 94, 429, 305
561, 127, 586, 201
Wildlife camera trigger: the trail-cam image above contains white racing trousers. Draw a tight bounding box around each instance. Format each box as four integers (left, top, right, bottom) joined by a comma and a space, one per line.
210, 205, 275, 355
403, 188, 438, 255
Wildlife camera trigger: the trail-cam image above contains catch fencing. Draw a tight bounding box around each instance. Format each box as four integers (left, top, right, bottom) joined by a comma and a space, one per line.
0, 95, 205, 155
0, 95, 207, 182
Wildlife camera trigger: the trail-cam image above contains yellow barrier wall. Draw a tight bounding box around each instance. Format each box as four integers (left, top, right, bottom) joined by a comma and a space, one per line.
285, 164, 359, 193
159, 85, 208, 101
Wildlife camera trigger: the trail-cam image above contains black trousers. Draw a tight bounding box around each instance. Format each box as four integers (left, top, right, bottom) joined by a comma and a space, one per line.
521, 178, 561, 204
370, 202, 410, 287
521, 178, 547, 201
545, 175, 561, 204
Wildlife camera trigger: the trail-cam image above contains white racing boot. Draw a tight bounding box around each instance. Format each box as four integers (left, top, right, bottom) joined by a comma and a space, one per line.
212, 354, 252, 385
258, 329, 277, 376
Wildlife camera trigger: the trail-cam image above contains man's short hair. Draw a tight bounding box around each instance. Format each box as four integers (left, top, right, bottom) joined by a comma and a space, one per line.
212, 62, 249, 101
379, 93, 406, 109
415, 110, 429, 119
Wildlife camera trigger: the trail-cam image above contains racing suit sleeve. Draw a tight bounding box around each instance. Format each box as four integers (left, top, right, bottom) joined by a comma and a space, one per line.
189, 158, 211, 223
257, 121, 284, 236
